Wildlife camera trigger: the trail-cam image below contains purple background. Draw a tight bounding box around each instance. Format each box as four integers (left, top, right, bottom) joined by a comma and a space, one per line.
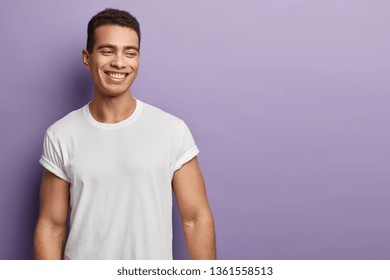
0, 0, 389, 259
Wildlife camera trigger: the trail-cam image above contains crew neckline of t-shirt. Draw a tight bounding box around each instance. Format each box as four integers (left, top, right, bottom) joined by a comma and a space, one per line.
83, 98, 143, 130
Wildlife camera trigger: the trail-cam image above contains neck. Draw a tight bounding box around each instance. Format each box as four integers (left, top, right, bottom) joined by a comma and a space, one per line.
89, 92, 136, 124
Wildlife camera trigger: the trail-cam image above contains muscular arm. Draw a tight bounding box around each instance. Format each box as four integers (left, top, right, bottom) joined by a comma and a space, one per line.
172, 157, 216, 259
34, 169, 70, 260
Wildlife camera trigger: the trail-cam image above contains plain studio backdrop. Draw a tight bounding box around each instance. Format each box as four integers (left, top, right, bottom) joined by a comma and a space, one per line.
0, 0, 389, 259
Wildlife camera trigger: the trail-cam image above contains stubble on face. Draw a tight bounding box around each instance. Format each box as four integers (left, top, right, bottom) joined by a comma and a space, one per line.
83, 25, 140, 99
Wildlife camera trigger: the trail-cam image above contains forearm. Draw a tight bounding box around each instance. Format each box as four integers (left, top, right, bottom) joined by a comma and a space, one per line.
183, 211, 216, 259
34, 219, 66, 260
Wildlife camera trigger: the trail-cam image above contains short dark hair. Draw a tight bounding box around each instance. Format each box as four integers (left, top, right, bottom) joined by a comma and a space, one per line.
86, 8, 141, 53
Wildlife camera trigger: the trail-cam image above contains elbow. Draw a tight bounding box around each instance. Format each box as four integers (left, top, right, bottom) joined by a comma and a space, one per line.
35, 217, 67, 239
182, 208, 214, 230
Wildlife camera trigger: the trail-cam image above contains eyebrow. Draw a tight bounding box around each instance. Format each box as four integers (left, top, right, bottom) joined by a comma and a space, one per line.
96, 44, 139, 52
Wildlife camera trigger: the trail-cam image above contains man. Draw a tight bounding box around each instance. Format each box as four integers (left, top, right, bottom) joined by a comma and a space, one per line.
33, 8, 216, 260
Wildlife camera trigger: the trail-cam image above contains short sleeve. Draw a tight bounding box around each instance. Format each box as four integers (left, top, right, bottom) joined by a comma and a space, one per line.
173, 120, 200, 172
39, 132, 70, 182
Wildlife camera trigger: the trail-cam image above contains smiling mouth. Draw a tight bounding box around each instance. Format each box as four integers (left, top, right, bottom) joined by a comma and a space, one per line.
105, 71, 129, 80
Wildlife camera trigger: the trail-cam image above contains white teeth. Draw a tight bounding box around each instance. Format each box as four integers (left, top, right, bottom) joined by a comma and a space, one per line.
108, 72, 126, 79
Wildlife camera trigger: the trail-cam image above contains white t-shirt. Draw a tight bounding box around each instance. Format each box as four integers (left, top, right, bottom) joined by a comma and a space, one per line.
39, 98, 199, 259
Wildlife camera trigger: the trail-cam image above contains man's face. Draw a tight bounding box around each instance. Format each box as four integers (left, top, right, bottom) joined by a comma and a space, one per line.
82, 25, 140, 97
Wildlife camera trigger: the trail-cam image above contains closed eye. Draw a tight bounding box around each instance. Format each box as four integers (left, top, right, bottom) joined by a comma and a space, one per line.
125, 52, 137, 58
100, 49, 114, 56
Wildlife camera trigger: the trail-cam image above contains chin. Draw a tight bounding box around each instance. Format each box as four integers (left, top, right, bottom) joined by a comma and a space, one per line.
103, 91, 128, 98
98, 85, 131, 97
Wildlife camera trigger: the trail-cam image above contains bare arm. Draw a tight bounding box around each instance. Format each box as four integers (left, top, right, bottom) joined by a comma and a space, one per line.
34, 169, 70, 260
172, 157, 216, 259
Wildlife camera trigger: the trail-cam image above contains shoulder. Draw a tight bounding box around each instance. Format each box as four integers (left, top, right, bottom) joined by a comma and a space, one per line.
45, 106, 86, 140
139, 99, 184, 128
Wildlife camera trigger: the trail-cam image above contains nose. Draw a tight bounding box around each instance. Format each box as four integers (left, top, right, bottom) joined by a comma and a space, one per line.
110, 53, 126, 69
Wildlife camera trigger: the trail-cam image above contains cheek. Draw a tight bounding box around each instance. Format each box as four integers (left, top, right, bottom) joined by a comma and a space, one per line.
92, 67, 102, 79
130, 58, 140, 69
92, 62, 105, 76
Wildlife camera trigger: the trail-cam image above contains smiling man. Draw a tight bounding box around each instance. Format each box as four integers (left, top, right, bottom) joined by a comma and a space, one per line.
33, 8, 216, 260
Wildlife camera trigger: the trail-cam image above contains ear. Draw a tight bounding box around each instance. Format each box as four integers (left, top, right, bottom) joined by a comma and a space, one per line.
82, 49, 90, 69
